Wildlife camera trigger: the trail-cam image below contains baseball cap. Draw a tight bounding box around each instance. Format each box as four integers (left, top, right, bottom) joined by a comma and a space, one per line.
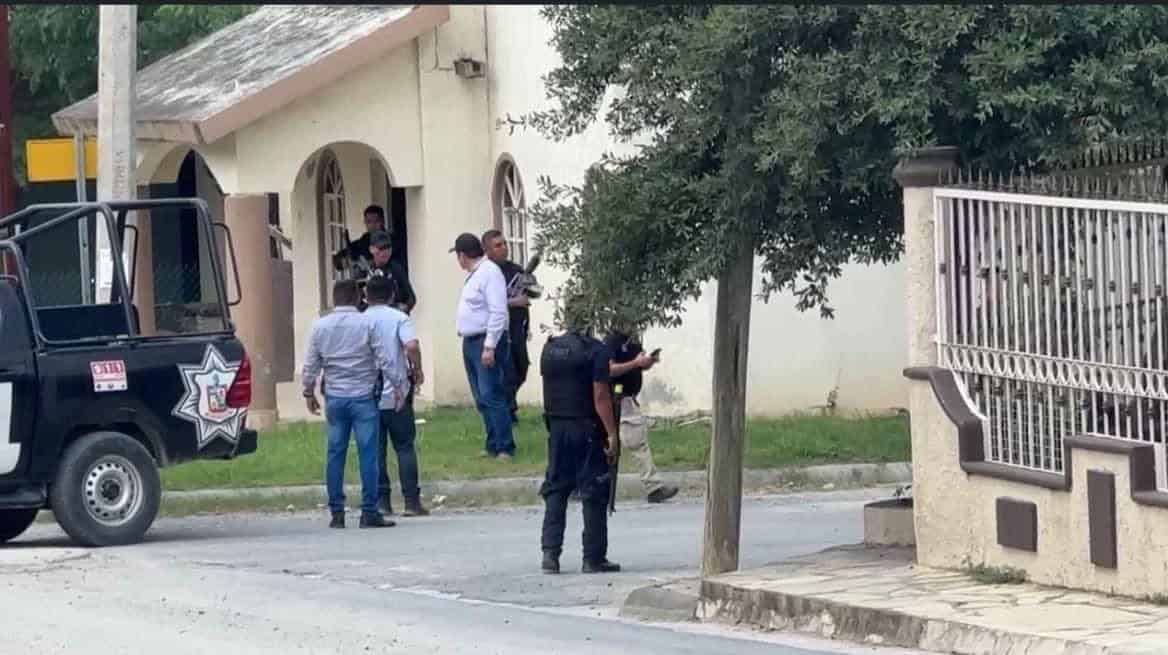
449, 232, 483, 255
369, 230, 392, 249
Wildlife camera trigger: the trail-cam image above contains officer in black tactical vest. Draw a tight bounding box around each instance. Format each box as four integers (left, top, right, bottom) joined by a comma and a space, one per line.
538, 298, 621, 575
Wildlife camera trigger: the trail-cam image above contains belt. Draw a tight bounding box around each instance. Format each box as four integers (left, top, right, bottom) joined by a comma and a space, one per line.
461, 330, 509, 340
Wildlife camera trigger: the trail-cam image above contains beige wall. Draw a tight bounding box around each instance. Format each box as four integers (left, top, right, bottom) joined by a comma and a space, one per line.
135, 4, 913, 419
411, 5, 492, 404
484, 4, 908, 416
273, 6, 494, 412
232, 45, 424, 192
910, 377, 1168, 598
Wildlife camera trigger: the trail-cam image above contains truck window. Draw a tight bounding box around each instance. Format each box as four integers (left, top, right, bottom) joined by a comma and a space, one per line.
16, 209, 136, 343
0, 262, 33, 354
120, 204, 230, 338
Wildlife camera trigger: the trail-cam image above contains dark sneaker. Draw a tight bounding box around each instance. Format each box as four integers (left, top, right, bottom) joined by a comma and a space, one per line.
647, 485, 680, 504
378, 494, 395, 516
329, 512, 345, 529
542, 552, 560, 574
359, 512, 396, 529
582, 559, 621, 574
402, 499, 430, 517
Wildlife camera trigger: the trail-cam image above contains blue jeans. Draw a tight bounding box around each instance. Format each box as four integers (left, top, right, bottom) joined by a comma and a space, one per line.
463, 333, 516, 455
324, 394, 381, 514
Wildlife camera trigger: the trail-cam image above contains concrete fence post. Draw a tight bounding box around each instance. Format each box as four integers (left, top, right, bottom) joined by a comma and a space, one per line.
893, 147, 959, 369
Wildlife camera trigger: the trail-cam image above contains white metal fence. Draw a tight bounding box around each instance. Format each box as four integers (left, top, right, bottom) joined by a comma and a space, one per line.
934, 186, 1168, 487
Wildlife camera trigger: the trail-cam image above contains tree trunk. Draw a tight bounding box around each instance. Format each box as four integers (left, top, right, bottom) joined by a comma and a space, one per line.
702, 235, 755, 577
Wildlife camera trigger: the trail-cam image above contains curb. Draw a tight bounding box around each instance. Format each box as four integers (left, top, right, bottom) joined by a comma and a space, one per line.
647, 545, 1168, 655
163, 461, 912, 505
697, 577, 1107, 654
619, 579, 701, 623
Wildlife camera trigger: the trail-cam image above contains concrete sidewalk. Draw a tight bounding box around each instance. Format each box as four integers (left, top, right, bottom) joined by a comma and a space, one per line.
164, 461, 911, 507
693, 544, 1168, 655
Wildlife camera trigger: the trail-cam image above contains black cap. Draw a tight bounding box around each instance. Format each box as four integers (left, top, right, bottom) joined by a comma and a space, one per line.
449, 232, 483, 256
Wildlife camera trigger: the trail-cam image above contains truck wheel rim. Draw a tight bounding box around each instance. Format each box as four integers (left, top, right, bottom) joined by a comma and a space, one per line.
84, 455, 143, 527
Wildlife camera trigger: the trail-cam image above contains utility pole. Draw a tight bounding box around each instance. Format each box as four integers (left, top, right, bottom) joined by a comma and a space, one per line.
0, 5, 13, 278
95, 4, 136, 303
0, 5, 16, 217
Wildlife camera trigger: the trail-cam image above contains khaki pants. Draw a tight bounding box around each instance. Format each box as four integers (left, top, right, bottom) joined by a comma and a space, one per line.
620, 396, 664, 494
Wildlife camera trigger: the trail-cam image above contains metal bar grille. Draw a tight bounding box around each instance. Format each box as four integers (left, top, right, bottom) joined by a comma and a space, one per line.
935, 187, 1168, 486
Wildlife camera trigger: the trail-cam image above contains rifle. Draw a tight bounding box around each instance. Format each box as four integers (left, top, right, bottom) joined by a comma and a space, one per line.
337, 229, 376, 309
507, 248, 545, 300
608, 383, 623, 515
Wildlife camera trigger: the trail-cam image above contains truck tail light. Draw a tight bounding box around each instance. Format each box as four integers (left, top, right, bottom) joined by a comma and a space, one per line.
227, 352, 252, 409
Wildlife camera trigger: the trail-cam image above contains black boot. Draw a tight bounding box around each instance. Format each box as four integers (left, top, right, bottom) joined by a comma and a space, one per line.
359, 511, 396, 528
378, 493, 394, 516
329, 511, 344, 529
582, 559, 621, 574
647, 485, 680, 504
542, 551, 560, 574
402, 498, 430, 517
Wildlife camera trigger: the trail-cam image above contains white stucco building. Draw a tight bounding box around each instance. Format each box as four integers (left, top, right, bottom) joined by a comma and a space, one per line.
51, 4, 909, 425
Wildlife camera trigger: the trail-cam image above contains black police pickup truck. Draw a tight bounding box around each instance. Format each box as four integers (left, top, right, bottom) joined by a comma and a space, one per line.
0, 199, 258, 547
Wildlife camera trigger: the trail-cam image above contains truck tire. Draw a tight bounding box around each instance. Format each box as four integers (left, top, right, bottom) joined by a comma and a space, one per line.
0, 509, 37, 544
49, 431, 161, 547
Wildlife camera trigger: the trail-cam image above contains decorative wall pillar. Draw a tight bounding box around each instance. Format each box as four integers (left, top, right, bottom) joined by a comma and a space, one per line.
224, 193, 277, 430
893, 146, 959, 369
894, 146, 960, 550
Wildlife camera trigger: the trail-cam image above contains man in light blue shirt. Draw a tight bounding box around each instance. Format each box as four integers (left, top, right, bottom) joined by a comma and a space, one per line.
364, 276, 429, 517
302, 279, 403, 529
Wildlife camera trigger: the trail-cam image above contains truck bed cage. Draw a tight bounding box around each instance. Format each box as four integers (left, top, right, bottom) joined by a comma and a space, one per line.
0, 198, 236, 347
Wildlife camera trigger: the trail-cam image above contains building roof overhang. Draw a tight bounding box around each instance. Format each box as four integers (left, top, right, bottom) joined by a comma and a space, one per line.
51, 4, 449, 145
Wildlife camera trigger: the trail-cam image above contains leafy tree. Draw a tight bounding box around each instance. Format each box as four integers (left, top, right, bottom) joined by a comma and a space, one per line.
523, 4, 1168, 574
9, 4, 256, 181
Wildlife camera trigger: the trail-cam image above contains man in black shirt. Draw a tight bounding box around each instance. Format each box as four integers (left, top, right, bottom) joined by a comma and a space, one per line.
368, 231, 417, 314
539, 297, 621, 575
605, 329, 679, 504
332, 204, 389, 274
483, 229, 530, 424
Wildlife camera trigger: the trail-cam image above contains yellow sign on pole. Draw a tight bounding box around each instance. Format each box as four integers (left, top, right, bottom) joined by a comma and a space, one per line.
25, 137, 98, 182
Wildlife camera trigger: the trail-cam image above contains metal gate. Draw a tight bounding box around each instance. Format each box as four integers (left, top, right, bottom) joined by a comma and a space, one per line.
934, 177, 1168, 488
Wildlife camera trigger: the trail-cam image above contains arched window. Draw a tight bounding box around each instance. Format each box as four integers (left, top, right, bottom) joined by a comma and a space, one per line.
317, 150, 346, 287
493, 158, 527, 266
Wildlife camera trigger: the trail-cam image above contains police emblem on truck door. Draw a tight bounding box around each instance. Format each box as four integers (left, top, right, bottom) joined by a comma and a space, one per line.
172, 345, 246, 448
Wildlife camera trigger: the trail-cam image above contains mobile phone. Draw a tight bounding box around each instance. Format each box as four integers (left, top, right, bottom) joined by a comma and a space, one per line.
650, 348, 661, 359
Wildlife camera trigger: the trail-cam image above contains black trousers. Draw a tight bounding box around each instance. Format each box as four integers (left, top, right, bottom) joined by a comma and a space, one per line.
540, 416, 611, 562
377, 389, 420, 502
507, 322, 530, 415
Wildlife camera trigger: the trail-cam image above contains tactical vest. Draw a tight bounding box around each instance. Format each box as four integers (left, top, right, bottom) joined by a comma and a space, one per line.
540, 333, 595, 419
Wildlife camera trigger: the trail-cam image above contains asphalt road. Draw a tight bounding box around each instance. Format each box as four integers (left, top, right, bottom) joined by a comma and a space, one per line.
0, 489, 929, 654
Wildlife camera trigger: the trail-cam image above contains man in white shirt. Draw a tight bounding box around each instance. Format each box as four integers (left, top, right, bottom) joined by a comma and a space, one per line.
450, 232, 516, 460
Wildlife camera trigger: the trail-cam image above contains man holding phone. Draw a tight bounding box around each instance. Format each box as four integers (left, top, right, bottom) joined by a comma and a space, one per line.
604, 329, 679, 504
